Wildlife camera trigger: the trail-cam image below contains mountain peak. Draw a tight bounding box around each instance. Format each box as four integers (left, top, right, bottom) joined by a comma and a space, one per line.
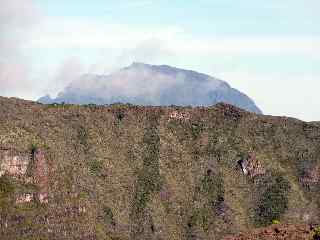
130, 62, 149, 67
38, 63, 262, 113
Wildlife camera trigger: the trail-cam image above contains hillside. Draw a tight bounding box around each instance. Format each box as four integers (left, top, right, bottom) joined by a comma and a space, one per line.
223, 224, 320, 240
38, 63, 262, 114
0, 97, 319, 240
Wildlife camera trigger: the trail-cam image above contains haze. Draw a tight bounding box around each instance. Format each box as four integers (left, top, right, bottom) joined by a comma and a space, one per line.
0, 0, 319, 121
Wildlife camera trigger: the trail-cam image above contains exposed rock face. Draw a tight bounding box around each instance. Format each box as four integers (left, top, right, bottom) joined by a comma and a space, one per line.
0, 147, 49, 204
16, 193, 33, 203
301, 166, 320, 188
0, 97, 320, 240
0, 149, 30, 178
169, 110, 190, 121
33, 149, 49, 203
302, 166, 320, 184
238, 153, 266, 178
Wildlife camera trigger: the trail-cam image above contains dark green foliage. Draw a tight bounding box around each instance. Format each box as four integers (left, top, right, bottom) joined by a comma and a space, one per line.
0, 175, 15, 196
113, 107, 126, 123
190, 121, 204, 140
102, 206, 115, 225
254, 174, 291, 226
134, 168, 162, 213
184, 169, 225, 238
30, 143, 38, 153
0, 175, 15, 211
78, 126, 88, 146
85, 103, 97, 108
200, 169, 224, 203
313, 226, 320, 240
26, 146, 37, 177
131, 112, 162, 238
87, 159, 103, 176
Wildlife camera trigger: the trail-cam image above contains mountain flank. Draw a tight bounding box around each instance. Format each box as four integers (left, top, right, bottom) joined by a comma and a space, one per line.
38, 63, 262, 114
0, 97, 319, 240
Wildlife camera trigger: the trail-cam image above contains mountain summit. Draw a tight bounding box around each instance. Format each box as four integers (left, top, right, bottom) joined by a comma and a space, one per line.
38, 63, 262, 113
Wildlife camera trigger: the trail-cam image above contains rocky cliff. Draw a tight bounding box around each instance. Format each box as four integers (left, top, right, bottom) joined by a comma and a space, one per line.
0, 97, 319, 240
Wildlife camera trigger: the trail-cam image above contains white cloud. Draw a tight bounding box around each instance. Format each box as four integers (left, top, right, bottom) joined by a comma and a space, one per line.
12, 14, 320, 121
0, 0, 41, 99
174, 37, 320, 56
27, 18, 182, 50
26, 17, 320, 58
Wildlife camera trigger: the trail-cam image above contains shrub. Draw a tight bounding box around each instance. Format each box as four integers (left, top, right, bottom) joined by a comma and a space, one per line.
0, 175, 15, 195
313, 227, 320, 240
190, 121, 204, 140
272, 219, 280, 224
0, 175, 15, 210
132, 112, 161, 213
87, 159, 103, 176
254, 175, 290, 226
31, 143, 38, 152
78, 126, 88, 146
201, 169, 224, 204
102, 206, 115, 225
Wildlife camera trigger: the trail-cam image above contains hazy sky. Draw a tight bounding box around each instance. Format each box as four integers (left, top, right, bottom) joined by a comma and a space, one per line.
1, 0, 319, 121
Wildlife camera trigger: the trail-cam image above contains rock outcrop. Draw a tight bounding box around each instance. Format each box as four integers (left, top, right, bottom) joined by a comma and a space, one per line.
0, 148, 30, 178
0, 147, 49, 204
238, 153, 266, 178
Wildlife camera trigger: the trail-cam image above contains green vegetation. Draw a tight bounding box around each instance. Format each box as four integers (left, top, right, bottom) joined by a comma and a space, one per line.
190, 121, 204, 140
200, 169, 224, 203
0, 97, 320, 239
133, 116, 161, 212
254, 174, 291, 226
130, 112, 162, 238
184, 169, 226, 238
78, 126, 88, 146
26, 145, 38, 177
272, 219, 280, 224
0, 175, 15, 215
0, 175, 14, 195
87, 159, 103, 176
313, 226, 320, 240
31, 143, 38, 152
102, 206, 115, 225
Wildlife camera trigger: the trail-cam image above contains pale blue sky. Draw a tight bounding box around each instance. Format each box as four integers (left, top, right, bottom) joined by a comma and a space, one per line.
1, 0, 319, 120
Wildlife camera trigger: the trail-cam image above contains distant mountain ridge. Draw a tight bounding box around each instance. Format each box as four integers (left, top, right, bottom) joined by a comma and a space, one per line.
38, 62, 262, 113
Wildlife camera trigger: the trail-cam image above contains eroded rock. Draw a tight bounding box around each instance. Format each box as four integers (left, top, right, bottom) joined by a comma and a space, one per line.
0, 147, 49, 204
169, 111, 190, 121
15, 193, 33, 203
238, 153, 266, 178
301, 166, 320, 187
33, 149, 49, 203
0, 149, 30, 178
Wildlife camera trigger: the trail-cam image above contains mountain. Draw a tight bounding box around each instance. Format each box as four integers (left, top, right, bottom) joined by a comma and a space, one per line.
38, 62, 262, 114
0, 96, 319, 239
